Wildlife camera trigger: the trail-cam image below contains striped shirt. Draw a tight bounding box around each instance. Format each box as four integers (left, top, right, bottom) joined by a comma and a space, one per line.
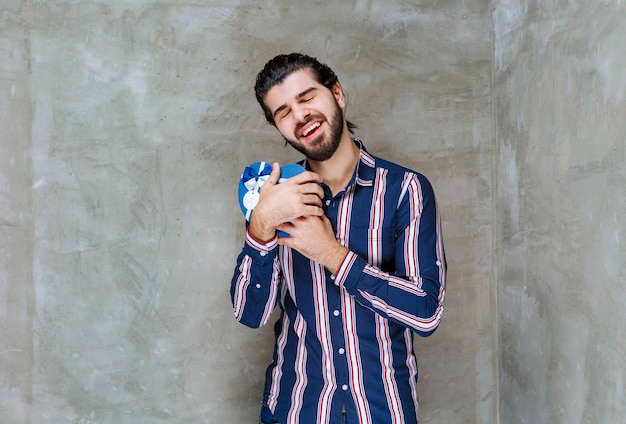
231, 141, 446, 424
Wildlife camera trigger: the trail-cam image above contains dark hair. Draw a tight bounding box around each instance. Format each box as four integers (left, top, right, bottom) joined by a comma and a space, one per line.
254, 53, 356, 133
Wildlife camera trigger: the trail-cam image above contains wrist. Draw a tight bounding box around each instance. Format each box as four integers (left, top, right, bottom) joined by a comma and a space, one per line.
324, 244, 350, 275
248, 214, 276, 243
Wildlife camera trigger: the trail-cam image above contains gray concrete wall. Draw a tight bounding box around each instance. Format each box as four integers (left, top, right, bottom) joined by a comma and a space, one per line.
1, 1, 495, 423
494, 1, 626, 423
7, 1, 624, 424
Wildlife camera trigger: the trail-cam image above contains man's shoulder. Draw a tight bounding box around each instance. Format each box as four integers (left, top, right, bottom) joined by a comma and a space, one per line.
371, 154, 422, 178
369, 154, 435, 194
357, 140, 430, 185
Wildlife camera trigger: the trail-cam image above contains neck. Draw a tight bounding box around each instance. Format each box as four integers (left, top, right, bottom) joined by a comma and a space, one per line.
308, 129, 359, 196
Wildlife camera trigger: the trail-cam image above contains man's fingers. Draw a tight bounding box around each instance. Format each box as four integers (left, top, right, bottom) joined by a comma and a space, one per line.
263, 162, 281, 188
303, 194, 323, 208
281, 171, 324, 199
305, 182, 325, 199
288, 171, 323, 185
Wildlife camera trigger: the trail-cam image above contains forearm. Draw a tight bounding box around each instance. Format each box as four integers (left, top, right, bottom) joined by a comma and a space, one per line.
317, 241, 350, 275
248, 209, 277, 243
333, 251, 445, 336
230, 230, 281, 328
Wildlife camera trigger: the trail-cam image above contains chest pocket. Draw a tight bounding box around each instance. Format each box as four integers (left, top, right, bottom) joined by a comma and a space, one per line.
347, 226, 395, 270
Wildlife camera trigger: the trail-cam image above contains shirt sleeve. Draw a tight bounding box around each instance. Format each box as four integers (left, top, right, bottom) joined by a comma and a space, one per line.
230, 230, 281, 328
333, 173, 446, 337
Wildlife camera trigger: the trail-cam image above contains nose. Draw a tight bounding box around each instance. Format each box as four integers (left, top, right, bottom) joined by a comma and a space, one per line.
292, 104, 310, 123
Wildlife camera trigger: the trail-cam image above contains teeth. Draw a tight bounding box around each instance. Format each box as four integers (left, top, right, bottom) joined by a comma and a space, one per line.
303, 122, 321, 137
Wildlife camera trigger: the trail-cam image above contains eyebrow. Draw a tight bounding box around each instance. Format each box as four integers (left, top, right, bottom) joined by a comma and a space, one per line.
272, 87, 318, 119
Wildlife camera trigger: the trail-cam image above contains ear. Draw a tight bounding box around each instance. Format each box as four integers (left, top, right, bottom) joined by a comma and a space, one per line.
332, 82, 346, 109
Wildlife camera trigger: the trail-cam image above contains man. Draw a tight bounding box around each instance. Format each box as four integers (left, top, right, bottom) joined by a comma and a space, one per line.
231, 53, 446, 424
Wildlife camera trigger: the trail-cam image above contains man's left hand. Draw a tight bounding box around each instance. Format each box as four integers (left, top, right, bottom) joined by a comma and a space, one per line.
276, 215, 348, 275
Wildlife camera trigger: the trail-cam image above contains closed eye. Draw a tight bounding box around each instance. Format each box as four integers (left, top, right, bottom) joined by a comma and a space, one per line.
296, 88, 317, 102
272, 87, 318, 120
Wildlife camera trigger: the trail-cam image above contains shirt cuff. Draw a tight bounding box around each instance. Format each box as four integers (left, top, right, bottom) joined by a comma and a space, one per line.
332, 251, 363, 288
245, 229, 278, 258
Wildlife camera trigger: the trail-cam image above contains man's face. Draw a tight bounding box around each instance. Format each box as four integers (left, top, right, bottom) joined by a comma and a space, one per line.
263, 69, 346, 162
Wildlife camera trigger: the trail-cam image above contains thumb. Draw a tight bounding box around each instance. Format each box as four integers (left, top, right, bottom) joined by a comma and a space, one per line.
263, 162, 281, 187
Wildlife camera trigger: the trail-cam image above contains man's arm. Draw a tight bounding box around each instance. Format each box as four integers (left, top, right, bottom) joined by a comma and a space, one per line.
230, 231, 281, 328
336, 172, 446, 336
278, 172, 446, 336
230, 163, 326, 328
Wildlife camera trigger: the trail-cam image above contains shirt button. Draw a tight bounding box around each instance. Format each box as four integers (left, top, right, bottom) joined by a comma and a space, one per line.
333, 310, 340, 317
260, 251, 267, 257
338, 348, 345, 355
325, 199, 331, 206
342, 384, 349, 391
256, 284, 261, 289
436, 260, 441, 266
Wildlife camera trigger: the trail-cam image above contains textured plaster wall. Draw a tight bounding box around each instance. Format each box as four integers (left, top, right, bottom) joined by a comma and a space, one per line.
494, 1, 626, 423
1, 1, 495, 423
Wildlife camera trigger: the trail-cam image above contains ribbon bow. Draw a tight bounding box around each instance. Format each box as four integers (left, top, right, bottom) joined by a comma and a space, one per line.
242, 162, 272, 192
240, 162, 273, 220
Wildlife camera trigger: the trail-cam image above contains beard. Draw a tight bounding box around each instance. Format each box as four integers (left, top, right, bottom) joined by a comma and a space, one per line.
283, 100, 344, 162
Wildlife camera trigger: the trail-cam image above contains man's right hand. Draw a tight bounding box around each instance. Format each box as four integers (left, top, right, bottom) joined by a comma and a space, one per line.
247, 162, 324, 242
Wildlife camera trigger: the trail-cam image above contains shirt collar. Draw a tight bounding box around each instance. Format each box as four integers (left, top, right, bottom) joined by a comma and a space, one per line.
301, 138, 375, 188
352, 138, 375, 187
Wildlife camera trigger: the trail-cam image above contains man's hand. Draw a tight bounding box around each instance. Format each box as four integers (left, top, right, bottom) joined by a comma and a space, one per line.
277, 214, 349, 275
248, 162, 325, 242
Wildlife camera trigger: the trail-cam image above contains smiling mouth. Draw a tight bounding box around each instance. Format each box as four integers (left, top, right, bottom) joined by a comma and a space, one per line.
301, 121, 321, 138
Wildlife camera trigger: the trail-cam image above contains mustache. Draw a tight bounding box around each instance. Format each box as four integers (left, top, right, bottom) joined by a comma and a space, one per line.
294, 114, 326, 136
